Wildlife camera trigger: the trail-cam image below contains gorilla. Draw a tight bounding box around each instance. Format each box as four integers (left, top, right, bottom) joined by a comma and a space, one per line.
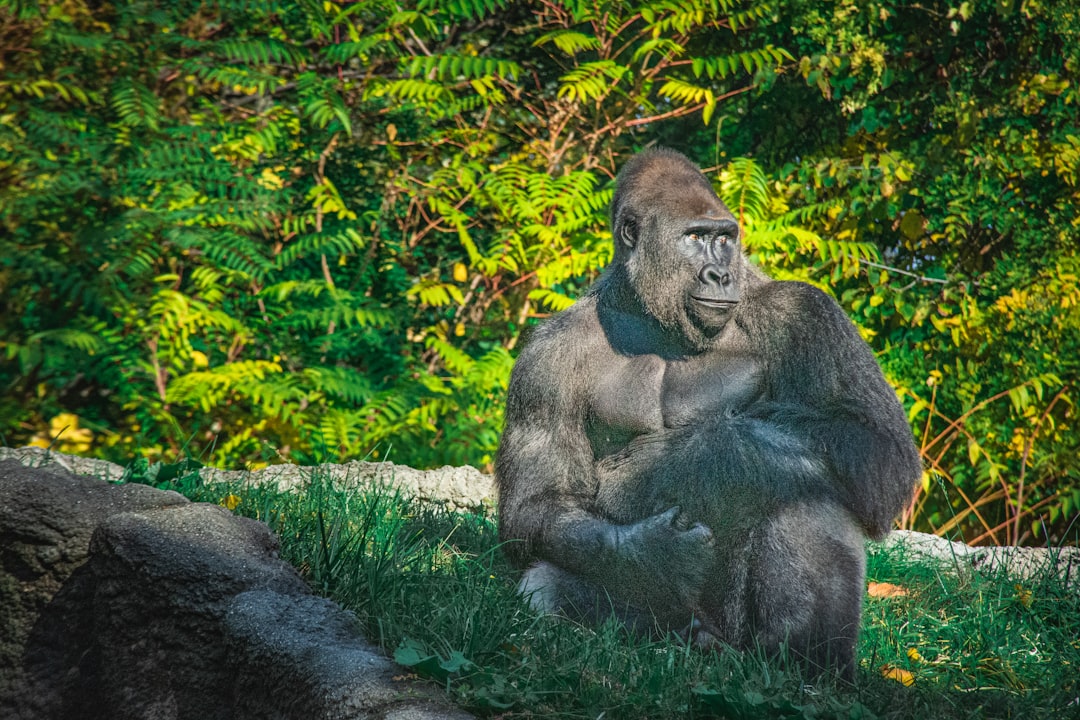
495, 148, 922, 678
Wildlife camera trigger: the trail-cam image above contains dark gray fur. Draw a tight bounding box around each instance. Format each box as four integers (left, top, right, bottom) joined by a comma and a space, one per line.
495, 148, 922, 678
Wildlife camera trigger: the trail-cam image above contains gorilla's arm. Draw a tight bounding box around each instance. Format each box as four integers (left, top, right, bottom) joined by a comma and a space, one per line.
741, 282, 922, 537
495, 311, 713, 610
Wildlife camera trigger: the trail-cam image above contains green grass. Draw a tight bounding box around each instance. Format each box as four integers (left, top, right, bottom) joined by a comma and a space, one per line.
146, 466, 1080, 719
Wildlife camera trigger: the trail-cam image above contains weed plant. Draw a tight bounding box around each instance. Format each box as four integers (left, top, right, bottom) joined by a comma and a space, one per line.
157, 467, 1079, 719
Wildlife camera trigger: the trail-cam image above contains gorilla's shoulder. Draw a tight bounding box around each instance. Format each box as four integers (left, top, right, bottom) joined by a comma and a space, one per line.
530, 295, 602, 342
516, 295, 605, 359
741, 280, 859, 349
748, 279, 846, 317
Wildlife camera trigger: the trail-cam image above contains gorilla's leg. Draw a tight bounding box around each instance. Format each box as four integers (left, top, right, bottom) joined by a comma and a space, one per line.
519, 562, 669, 635
744, 502, 866, 680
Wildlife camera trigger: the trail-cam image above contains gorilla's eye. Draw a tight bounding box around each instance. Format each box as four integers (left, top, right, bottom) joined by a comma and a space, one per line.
687, 233, 702, 242
718, 235, 729, 245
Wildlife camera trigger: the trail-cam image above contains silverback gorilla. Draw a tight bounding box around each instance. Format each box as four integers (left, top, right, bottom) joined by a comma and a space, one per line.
495, 148, 922, 678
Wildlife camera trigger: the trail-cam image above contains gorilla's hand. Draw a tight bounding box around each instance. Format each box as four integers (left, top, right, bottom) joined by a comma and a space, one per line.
613, 506, 714, 610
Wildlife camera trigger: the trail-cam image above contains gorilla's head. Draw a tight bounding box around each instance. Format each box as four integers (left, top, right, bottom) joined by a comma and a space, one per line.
609, 149, 745, 349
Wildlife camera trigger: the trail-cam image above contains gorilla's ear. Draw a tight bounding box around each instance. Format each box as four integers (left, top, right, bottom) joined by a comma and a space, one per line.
616, 212, 639, 249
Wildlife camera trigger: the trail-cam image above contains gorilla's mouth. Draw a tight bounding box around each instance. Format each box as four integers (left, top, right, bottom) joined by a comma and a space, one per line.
692, 296, 738, 309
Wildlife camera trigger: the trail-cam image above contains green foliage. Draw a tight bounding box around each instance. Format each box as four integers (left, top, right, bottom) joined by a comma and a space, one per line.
2, 0, 1078, 546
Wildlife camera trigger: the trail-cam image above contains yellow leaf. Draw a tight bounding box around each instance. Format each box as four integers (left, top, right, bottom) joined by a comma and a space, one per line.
454, 322, 466, 337
881, 665, 915, 686
453, 262, 468, 283
258, 167, 284, 190
867, 581, 909, 599
191, 350, 209, 368
49, 412, 81, 435
907, 647, 922, 662
1014, 584, 1033, 608
222, 494, 242, 511
387, 123, 397, 142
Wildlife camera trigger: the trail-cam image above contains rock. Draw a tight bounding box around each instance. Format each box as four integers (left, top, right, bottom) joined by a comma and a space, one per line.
969, 544, 1080, 588
878, 529, 975, 564
225, 591, 472, 720
0, 445, 126, 480
0, 447, 495, 515
201, 460, 495, 514
82, 503, 311, 720
0, 457, 473, 719
879, 530, 1079, 590
0, 459, 188, 719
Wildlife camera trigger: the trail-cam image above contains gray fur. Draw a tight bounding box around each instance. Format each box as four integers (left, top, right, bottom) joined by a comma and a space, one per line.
496, 149, 922, 679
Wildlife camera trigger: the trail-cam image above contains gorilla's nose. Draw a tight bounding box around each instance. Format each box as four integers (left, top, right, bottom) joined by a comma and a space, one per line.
699, 264, 731, 287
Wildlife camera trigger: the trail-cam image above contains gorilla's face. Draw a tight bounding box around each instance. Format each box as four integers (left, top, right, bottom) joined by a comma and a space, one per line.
610, 150, 744, 349
676, 215, 742, 333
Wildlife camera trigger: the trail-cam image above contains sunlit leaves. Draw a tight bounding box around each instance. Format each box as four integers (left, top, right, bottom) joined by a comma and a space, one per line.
718, 157, 877, 285
533, 30, 601, 55
690, 47, 792, 80
528, 288, 576, 313
416, 0, 511, 21
306, 179, 357, 221
557, 61, 629, 102
658, 78, 716, 123
408, 280, 465, 308
298, 74, 352, 134
0, 78, 90, 103
405, 55, 520, 82
215, 38, 309, 67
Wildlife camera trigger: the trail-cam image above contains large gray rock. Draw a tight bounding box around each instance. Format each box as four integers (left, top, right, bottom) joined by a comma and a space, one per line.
0, 460, 189, 719
0, 445, 127, 480
0, 458, 471, 720
225, 591, 462, 720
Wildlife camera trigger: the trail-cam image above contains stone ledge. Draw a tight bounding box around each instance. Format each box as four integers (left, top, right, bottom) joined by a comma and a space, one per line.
878, 529, 1079, 590
0, 446, 495, 514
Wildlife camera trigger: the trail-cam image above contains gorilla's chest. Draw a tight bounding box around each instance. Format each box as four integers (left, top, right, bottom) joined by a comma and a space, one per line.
586, 348, 764, 456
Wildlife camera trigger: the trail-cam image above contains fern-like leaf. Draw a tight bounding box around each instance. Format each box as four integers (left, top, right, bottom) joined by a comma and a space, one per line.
533, 30, 601, 55
558, 61, 629, 102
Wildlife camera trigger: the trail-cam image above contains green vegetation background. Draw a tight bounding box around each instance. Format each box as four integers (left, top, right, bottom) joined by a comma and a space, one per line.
2, 0, 1078, 546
